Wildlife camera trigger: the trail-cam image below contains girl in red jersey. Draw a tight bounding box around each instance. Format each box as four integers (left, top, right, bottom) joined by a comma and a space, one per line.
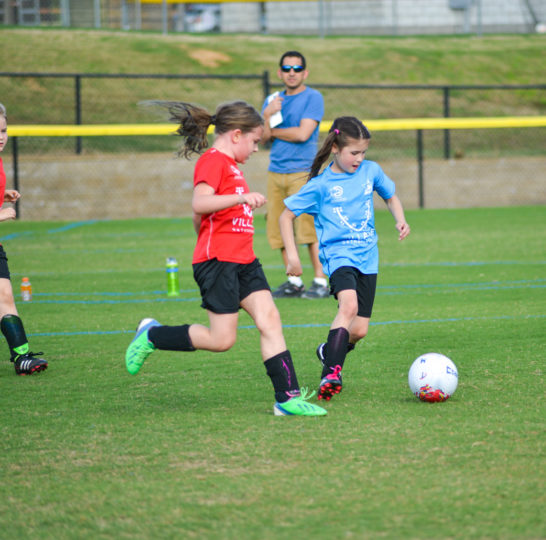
125, 100, 325, 417
0, 103, 47, 375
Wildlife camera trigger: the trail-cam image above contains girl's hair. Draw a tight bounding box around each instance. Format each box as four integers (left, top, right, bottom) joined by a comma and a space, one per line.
308, 116, 371, 180
0, 103, 6, 120
143, 100, 263, 159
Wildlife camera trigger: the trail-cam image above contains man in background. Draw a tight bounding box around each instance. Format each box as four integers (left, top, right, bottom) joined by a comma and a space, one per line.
261, 50, 328, 299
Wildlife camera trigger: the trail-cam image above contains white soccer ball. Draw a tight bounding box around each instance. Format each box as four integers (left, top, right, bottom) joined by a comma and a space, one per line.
408, 353, 458, 402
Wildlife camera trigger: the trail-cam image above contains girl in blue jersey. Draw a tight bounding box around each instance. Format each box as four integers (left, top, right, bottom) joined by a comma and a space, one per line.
279, 116, 410, 401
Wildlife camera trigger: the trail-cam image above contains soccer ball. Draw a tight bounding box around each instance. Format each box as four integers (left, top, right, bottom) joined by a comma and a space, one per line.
408, 353, 458, 402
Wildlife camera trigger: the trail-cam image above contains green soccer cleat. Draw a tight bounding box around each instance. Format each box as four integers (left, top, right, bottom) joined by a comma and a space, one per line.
125, 318, 160, 375
273, 389, 327, 416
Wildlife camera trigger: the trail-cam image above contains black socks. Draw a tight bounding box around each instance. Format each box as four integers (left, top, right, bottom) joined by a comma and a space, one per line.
321, 327, 350, 378
148, 324, 195, 351
265, 350, 300, 403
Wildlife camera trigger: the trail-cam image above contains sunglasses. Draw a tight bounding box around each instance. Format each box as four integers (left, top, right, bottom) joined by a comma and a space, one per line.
280, 65, 305, 73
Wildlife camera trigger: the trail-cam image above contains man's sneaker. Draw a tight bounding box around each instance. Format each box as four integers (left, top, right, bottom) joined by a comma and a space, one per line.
302, 281, 329, 299
272, 281, 305, 298
274, 389, 327, 416
12, 352, 48, 375
125, 318, 160, 375
318, 365, 343, 401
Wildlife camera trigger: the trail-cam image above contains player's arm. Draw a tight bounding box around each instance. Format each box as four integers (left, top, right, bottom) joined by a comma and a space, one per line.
384, 194, 411, 241
0, 207, 16, 222
269, 118, 318, 143
192, 182, 266, 215
279, 208, 303, 276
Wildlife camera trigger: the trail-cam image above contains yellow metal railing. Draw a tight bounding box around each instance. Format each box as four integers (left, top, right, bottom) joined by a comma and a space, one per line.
9, 116, 546, 136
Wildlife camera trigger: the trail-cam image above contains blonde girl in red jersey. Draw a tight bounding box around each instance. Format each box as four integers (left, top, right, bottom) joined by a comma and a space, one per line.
0, 103, 47, 375
125, 100, 326, 417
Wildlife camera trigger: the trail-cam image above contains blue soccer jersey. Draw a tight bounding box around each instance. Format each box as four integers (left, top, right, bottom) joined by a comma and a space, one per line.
284, 160, 396, 276
262, 87, 324, 173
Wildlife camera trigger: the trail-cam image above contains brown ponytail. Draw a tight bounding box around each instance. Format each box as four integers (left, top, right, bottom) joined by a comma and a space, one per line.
142, 100, 263, 159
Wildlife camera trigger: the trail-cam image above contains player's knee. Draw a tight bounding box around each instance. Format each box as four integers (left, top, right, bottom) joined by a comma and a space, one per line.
213, 335, 237, 352
352, 322, 369, 342
339, 300, 358, 321
0, 283, 15, 307
255, 304, 282, 335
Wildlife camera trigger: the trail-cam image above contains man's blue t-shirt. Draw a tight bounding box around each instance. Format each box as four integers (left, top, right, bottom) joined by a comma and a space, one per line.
262, 87, 324, 173
284, 160, 396, 276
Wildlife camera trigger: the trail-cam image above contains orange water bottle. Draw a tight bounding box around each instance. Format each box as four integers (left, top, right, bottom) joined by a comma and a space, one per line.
21, 277, 32, 302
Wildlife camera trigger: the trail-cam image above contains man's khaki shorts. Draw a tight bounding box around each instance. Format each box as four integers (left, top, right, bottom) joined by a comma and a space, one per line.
266, 171, 318, 250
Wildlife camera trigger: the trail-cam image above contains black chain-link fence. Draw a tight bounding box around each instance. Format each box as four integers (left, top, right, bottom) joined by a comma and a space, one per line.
2, 72, 545, 219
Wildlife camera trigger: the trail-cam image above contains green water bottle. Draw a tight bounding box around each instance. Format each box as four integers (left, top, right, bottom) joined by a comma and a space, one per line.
166, 257, 180, 297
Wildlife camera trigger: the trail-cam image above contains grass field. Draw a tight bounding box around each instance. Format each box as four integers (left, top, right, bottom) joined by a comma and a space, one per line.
4, 29, 546, 85
0, 206, 544, 539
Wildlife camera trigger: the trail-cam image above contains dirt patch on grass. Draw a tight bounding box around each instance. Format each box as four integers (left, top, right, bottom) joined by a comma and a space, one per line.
188, 49, 231, 68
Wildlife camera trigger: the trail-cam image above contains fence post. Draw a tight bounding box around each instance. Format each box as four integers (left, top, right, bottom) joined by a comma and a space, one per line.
12, 137, 20, 219
262, 70, 270, 102
318, 0, 326, 38
75, 75, 82, 154
94, 0, 101, 28
162, 0, 168, 34
417, 129, 424, 209
61, 0, 70, 26
392, 0, 398, 35
443, 86, 450, 159
135, 0, 141, 30
121, 0, 128, 29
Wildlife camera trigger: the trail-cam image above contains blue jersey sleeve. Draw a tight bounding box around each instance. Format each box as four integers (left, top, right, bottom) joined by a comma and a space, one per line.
373, 163, 396, 200
284, 180, 322, 217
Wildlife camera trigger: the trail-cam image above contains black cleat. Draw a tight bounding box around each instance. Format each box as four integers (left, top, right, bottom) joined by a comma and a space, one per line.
12, 352, 48, 375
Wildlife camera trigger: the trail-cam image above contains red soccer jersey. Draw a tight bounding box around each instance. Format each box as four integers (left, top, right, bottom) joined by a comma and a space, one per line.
192, 148, 256, 264
0, 158, 6, 246
0, 158, 6, 204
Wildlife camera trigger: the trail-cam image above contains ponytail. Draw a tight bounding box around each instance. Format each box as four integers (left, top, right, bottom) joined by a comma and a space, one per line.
308, 131, 337, 181
142, 100, 263, 159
